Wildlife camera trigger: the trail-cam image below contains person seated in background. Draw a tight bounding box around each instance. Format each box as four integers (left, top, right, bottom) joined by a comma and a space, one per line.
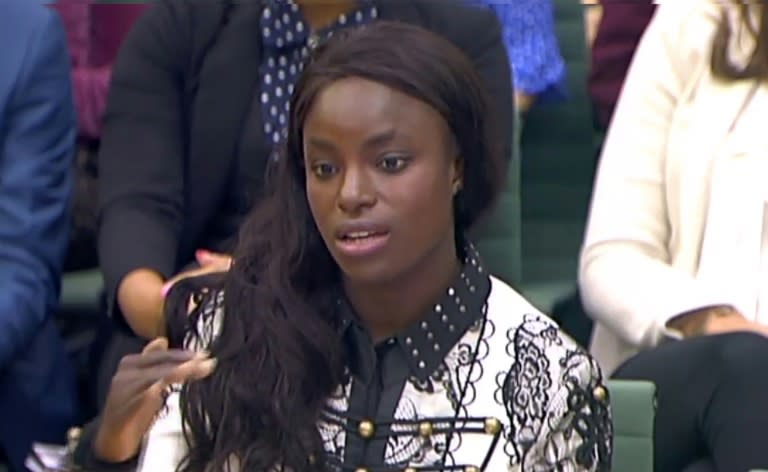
473, 0, 567, 113
50, 0, 148, 142
581, 1, 768, 470
0, 0, 79, 469
49, 0, 149, 272
74, 22, 611, 472
586, 0, 656, 133
547, 0, 658, 351
94, 0, 512, 410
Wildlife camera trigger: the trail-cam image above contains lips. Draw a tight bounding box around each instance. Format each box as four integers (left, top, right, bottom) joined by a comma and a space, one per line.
334, 223, 391, 258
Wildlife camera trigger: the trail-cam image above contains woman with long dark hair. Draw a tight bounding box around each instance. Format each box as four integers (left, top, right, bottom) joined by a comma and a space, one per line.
77, 22, 611, 472
93, 0, 513, 411
582, 1, 768, 470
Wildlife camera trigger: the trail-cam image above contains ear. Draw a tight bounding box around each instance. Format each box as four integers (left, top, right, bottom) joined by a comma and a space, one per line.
451, 154, 464, 196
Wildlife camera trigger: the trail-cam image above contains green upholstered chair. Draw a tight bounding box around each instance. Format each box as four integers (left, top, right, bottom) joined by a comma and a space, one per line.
58, 269, 104, 355
517, 0, 598, 348
60, 269, 103, 316
474, 112, 523, 286
607, 379, 656, 472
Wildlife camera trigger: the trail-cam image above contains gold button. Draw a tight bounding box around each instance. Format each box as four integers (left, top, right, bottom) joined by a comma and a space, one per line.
484, 417, 502, 435
465, 466, 480, 472
593, 385, 608, 402
358, 420, 375, 439
66, 427, 82, 442
418, 421, 433, 437
405, 469, 417, 472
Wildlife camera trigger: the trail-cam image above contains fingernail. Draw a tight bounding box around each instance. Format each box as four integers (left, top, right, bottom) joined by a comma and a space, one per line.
196, 249, 210, 261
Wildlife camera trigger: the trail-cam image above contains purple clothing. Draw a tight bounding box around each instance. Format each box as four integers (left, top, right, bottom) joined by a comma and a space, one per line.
588, 0, 657, 130
49, 0, 90, 67
50, 1, 147, 138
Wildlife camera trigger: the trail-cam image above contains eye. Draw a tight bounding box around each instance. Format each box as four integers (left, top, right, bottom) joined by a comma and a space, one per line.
310, 161, 338, 179
377, 154, 410, 173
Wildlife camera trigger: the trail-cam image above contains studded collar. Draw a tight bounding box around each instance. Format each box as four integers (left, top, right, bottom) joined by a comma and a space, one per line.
339, 243, 492, 383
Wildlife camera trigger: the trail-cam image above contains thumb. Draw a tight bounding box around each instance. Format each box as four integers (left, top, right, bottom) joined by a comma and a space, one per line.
196, 250, 231, 268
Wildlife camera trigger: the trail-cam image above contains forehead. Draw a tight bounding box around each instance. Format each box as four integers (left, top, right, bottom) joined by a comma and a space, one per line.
303, 77, 444, 136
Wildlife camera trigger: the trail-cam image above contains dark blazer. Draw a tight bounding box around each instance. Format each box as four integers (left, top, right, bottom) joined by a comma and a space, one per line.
98, 0, 514, 319
0, 1, 79, 469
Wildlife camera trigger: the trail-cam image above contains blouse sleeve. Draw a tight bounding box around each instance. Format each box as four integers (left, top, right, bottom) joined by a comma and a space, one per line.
137, 289, 225, 471
503, 316, 612, 471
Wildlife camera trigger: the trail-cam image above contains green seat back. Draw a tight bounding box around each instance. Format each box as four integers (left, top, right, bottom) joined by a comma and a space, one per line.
474, 114, 522, 286
517, 0, 597, 311
607, 379, 656, 472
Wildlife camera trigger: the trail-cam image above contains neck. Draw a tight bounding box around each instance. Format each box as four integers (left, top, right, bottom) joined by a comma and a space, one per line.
295, 0, 358, 31
344, 236, 461, 343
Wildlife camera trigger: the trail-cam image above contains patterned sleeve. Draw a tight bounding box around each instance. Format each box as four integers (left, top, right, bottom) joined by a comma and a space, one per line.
502, 315, 612, 471
136, 289, 226, 472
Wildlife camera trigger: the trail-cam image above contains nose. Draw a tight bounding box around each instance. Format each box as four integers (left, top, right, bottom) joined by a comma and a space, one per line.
337, 164, 376, 214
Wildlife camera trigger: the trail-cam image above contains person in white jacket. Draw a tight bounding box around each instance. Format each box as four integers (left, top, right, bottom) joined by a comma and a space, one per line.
581, 0, 768, 470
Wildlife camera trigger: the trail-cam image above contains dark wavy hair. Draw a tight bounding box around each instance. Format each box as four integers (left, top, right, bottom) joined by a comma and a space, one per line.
712, 0, 768, 80
168, 21, 507, 472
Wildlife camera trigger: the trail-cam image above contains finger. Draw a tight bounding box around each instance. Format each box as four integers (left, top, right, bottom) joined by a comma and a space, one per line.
142, 337, 169, 354
126, 358, 217, 404
120, 349, 204, 370
113, 358, 213, 398
162, 358, 218, 385
196, 250, 231, 267
130, 349, 209, 370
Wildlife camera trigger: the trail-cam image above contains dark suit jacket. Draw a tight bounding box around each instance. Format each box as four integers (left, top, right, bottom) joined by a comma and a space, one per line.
588, 0, 656, 131
0, 1, 79, 469
97, 0, 514, 321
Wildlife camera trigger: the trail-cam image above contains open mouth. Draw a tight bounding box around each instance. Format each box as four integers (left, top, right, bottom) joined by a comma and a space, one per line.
335, 230, 391, 256
339, 231, 387, 241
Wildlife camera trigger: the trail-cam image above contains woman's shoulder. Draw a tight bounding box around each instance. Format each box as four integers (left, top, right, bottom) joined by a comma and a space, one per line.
651, 0, 727, 54
125, 0, 242, 48
486, 276, 604, 386
483, 278, 611, 468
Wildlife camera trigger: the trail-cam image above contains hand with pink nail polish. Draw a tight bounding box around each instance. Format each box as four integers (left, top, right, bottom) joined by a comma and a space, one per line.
161, 250, 233, 298
118, 253, 232, 340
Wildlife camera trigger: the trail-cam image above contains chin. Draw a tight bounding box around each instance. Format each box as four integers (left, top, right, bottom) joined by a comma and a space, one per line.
336, 259, 401, 286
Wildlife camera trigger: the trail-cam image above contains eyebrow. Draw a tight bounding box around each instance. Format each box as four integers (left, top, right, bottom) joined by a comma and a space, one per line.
306, 129, 399, 152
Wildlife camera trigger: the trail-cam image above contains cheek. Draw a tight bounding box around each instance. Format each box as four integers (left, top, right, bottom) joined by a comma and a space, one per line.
305, 182, 329, 228
389, 166, 455, 223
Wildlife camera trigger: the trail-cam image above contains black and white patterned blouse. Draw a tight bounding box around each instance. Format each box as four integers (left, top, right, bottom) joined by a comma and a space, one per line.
258, 0, 378, 151
138, 247, 612, 471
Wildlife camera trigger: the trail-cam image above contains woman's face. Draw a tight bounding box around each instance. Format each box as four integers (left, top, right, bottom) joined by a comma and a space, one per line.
303, 77, 461, 285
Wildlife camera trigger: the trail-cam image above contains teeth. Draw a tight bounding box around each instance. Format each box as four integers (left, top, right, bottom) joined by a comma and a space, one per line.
347, 231, 373, 239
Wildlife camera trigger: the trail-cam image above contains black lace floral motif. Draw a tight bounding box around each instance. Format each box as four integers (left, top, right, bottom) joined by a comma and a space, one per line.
500, 314, 612, 470
560, 351, 612, 471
